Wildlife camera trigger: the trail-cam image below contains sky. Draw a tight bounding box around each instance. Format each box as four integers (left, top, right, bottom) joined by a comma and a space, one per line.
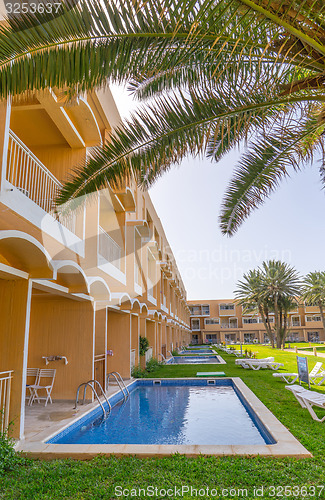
110, 85, 325, 300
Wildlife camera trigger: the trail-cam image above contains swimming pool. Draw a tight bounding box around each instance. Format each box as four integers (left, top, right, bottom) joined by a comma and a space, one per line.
48, 379, 274, 446
181, 349, 214, 354
168, 355, 222, 364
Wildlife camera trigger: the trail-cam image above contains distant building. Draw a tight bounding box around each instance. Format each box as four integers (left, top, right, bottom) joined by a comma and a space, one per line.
188, 299, 324, 344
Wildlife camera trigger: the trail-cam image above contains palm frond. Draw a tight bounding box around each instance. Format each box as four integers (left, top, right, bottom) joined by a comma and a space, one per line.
219, 113, 325, 236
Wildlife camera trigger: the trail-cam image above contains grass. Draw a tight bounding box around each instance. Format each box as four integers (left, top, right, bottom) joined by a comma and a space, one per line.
2, 346, 325, 499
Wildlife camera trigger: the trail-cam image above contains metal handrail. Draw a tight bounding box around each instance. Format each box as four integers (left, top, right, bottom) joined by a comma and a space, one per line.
157, 353, 167, 363
106, 372, 129, 402
74, 380, 111, 416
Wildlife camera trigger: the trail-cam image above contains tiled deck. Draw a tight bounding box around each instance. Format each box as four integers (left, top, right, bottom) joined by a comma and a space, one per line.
22, 380, 132, 443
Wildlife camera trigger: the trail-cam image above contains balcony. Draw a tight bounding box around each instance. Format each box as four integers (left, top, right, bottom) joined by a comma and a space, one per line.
98, 226, 121, 270
6, 130, 76, 233
220, 320, 238, 329
219, 304, 235, 316
189, 305, 210, 316
306, 315, 322, 324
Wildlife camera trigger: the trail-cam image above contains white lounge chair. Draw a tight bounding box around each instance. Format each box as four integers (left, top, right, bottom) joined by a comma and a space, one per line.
236, 357, 283, 370
28, 369, 56, 406
273, 362, 325, 385
286, 385, 325, 422
235, 357, 274, 367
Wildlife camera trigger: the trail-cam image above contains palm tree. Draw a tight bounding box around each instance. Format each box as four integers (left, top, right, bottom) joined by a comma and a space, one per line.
236, 260, 301, 348
302, 271, 325, 332
235, 269, 275, 348
1, 1, 325, 232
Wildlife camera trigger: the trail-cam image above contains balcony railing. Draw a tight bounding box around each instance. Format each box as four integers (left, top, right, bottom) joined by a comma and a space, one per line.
0, 371, 13, 434
98, 226, 121, 270
6, 130, 76, 233
221, 322, 238, 329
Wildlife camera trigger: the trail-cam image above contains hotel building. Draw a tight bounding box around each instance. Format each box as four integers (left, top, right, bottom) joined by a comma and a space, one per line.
0, 88, 190, 439
188, 299, 325, 345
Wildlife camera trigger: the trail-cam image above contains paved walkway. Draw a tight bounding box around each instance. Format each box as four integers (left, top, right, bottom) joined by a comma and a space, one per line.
286, 349, 325, 358
23, 379, 132, 443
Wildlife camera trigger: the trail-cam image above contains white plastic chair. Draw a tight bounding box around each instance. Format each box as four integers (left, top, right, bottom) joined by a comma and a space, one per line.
28, 369, 56, 406
273, 362, 325, 385
26, 368, 40, 403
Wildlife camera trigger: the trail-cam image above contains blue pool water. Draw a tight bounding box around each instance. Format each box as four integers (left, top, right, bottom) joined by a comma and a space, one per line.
169, 356, 220, 364
181, 349, 214, 354
49, 381, 274, 445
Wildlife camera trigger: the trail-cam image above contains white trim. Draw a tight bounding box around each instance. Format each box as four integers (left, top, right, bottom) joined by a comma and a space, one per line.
20, 279, 33, 440
1, 99, 11, 190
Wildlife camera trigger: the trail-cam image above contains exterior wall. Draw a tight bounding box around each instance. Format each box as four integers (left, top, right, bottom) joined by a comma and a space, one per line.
0, 87, 191, 439
188, 299, 325, 344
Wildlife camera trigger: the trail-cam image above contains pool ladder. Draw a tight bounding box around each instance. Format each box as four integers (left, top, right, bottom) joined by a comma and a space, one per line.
74, 379, 111, 417
106, 371, 130, 402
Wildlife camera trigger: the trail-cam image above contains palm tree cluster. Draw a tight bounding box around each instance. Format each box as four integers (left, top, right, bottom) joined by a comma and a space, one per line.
235, 262, 325, 348
0, 1, 325, 233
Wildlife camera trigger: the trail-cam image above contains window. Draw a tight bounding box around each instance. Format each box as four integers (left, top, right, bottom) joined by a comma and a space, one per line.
308, 331, 320, 342
202, 305, 210, 315
243, 317, 258, 324
191, 319, 200, 331
205, 318, 219, 325
220, 304, 235, 311
291, 316, 301, 327
190, 305, 202, 316
244, 333, 255, 343
287, 332, 300, 342
306, 315, 321, 322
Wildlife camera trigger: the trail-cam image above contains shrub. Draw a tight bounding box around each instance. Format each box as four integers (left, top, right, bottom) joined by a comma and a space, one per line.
139, 336, 149, 356
0, 432, 24, 476
171, 350, 179, 356
131, 365, 146, 378
145, 358, 162, 373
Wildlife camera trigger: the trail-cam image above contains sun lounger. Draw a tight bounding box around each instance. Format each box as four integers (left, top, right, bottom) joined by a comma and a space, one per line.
272, 372, 299, 384
286, 385, 325, 422
273, 362, 325, 386
235, 357, 274, 367
236, 357, 283, 370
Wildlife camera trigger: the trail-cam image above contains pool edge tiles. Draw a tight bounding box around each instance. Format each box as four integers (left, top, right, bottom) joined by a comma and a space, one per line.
16, 378, 312, 459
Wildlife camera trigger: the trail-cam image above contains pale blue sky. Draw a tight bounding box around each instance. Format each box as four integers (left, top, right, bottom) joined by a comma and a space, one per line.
111, 86, 325, 300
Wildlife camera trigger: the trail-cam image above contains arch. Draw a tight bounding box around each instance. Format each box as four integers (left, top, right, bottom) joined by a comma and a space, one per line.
130, 298, 141, 311
53, 260, 90, 294
87, 277, 111, 301
148, 310, 159, 320
139, 303, 149, 316
0, 230, 54, 278
111, 292, 132, 309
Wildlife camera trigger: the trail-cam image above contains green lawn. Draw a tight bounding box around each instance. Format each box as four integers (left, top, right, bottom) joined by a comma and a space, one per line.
2, 347, 325, 499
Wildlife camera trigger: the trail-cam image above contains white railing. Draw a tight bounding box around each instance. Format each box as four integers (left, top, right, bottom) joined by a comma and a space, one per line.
6, 130, 76, 233
145, 347, 153, 364
221, 323, 238, 329
0, 371, 13, 434
98, 226, 121, 270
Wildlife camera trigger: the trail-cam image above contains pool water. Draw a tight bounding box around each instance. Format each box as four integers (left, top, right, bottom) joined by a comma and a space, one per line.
51, 385, 272, 445
170, 356, 220, 364
181, 349, 214, 354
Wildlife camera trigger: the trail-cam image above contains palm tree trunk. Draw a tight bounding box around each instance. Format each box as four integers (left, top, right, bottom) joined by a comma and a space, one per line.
318, 301, 325, 333
259, 304, 274, 348
274, 295, 281, 348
